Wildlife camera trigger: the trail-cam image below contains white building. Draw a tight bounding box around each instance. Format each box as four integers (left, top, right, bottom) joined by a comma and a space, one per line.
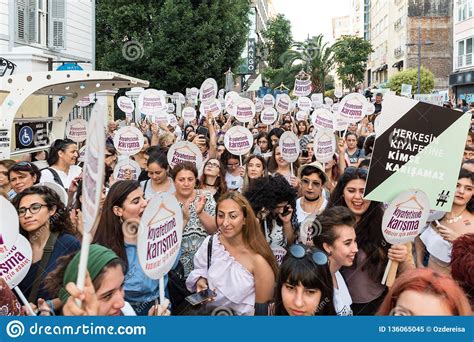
332, 16, 352, 40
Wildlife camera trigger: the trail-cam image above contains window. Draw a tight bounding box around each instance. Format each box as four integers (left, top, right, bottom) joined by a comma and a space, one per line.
15, 0, 65, 49
458, 0, 473, 22
457, 37, 473, 68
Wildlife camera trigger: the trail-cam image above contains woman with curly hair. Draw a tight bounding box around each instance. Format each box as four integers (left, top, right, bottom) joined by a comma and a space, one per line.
327, 167, 413, 315
12, 186, 80, 306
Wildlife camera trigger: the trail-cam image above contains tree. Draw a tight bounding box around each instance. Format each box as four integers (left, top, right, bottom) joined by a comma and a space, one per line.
388, 67, 435, 95
332, 35, 373, 91
260, 14, 293, 69
96, 0, 250, 91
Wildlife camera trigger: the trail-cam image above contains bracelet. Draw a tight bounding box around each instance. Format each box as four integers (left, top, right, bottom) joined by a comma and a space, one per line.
46, 299, 55, 313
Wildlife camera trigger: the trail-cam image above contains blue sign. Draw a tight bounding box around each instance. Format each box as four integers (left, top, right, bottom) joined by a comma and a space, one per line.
56, 63, 83, 71
19, 126, 34, 146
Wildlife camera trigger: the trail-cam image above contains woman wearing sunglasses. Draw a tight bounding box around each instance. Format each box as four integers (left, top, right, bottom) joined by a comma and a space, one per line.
327, 167, 414, 315
199, 158, 227, 202
8, 161, 41, 197
186, 192, 278, 315
272, 244, 336, 316
12, 186, 80, 309
41, 139, 81, 190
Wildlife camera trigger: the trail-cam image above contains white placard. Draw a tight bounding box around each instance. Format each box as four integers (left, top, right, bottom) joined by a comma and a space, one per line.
167, 141, 203, 170
279, 131, 300, 163
324, 97, 334, 106
335, 116, 349, 132
113, 126, 144, 156
76, 95, 92, 108
167, 114, 178, 127
200, 78, 218, 104
337, 93, 368, 123
382, 190, 430, 245
0, 197, 20, 259
275, 94, 292, 114
225, 91, 240, 116
260, 107, 278, 125
138, 89, 167, 115
0, 235, 32, 288
235, 98, 256, 123
137, 193, 183, 280
297, 97, 312, 112
255, 100, 263, 113
365, 102, 376, 115
117, 96, 135, 113
334, 89, 343, 98
152, 111, 170, 126
166, 103, 175, 113
331, 103, 339, 113
224, 126, 254, 156
182, 107, 197, 123
314, 129, 336, 163
293, 78, 312, 97
312, 108, 336, 132
78, 145, 86, 163
263, 94, 275, 109
311, 93, 324, 104
66, 119, 87, 143
35, 182, 68, 207
296, 110, 308, 122
113, 158, 142, 181
200, 98, 222, 118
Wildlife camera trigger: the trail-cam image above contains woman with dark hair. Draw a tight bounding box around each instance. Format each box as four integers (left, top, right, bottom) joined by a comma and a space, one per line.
221, 150, 244, 191
199, 158, 227, 202
244, 174, 297, 253
416, 169, 474, 274
8, 161, 41, 196
183, 125, 195, 141
12, 186, 80, 306
0, 159, 17, 198
93, 180, 159, 315
327, 167, 413, 315
132, 134, 151, 170
377, 268, 472, 316
324, 154, 342, 196
104, 144, 118, 170
272, 244, 336, 316
187, 192, 278, 315
268, 127, 284, 147
241, 154, 266, 193
268, 146, 298, 187
255, 132, 271, 156
40, 138, 81, 189
140, 152, 175, 200
363, 134, 375, 158
171, 162, 217, 277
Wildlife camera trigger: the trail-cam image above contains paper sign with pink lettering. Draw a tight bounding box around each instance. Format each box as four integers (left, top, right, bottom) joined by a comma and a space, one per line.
66, 119, 87, 143
114, 126, 144, 155
199, 78, 218, 104
152, 111, 169, 126
117, 96, 135, 114
200, 98, 222, 118
182, 107, 197, 123
224, 126, 254, 156
260, 107, 278, 125
365, 102, 376, 116
137, 193, 183, 280
76, 95, 92, 107
314, 129, 336, 163
167, 141, 203, 170
0, 197, 19, 259
293, 78, 312, 97
297, 96, 312, 112
0, 235, 32, 288
168, 114, 178, 127
113, 158, 142, 181
263, 94, 275, 109
255, 100, 263, 113
312, 108, 336, 132
337, 93, 368, 123
296, 110, 308, 122
225, 91, 240, 116
138, 89, 166, 115
235, 98, 256, 123
275, 94, 292, 114
279, 131, 300, 163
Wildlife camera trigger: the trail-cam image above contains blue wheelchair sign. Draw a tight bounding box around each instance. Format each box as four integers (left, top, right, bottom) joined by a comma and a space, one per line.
19, 126, 34, 146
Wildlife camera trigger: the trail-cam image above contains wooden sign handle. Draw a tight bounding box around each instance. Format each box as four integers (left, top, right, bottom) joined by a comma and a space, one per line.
381, 259, 399, 287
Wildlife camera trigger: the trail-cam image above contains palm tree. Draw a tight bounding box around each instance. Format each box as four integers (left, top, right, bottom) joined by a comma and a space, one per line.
277, 34, 336, 94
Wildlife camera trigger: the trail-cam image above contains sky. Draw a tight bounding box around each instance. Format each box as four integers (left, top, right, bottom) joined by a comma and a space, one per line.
271, 0, 352, 43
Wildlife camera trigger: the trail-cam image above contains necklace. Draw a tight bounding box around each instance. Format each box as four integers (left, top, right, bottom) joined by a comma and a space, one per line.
444, 208, 466, 224
302, 196, 323, 215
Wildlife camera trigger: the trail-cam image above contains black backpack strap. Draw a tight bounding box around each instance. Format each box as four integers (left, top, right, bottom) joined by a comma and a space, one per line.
207, 235, 213, 270
28, 232, 58, 303
47, 168, 65, 188
143, 179, 149, 193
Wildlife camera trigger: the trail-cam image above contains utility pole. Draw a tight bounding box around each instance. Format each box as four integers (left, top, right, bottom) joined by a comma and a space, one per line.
406, 25, 433, 94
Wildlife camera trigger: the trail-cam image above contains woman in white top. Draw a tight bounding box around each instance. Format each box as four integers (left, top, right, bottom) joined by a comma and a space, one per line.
312, 206, 359, 316
268, 146, 298, 188
416, 169, 474, 274
140, 152, 175, 200
186, 192, 278, 315
40, 139, 82, 189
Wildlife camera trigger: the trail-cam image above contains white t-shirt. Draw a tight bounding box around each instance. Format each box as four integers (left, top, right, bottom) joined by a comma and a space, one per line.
333, 271, 353, 316
295, 197, 328, 224
140, 177, 176, 200
225, 172, 243, 191
40, 165, 82, 189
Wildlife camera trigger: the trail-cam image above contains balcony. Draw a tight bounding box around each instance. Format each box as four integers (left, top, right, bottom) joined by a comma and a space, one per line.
457, 53, 473, 68
394, 46, 404, 58
394, 18, 403, 31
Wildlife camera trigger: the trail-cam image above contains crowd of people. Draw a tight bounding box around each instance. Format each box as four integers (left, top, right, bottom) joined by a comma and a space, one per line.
0, 92, 473, 317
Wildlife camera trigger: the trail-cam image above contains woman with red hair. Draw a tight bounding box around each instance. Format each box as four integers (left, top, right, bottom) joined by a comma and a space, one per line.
451, 233, 474, 309
377, 268, 472, 316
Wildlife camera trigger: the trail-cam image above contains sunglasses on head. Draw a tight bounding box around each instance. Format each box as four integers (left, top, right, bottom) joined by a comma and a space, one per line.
288, 244, 328, 266
14, 161, 34, 171
343, 167, 368, 176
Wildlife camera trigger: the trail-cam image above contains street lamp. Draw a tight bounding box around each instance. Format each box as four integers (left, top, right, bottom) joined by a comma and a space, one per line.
406, 25, 433, 94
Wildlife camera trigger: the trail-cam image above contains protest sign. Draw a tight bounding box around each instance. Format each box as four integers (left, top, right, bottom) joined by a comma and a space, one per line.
314, 129, 336, 163
200, 78, 218, 104
401, 84, 412, 98
200, 98, 222, 118
138, 89, 166, 115
0, 235, 32, 289
312, 108, 336, 132
35, 182, 68, 206
311, 93, 324, 104
365, 102, 375, 116
260, 107, 278, 125
0, 197, 20, 258
296, 110, 308, 122
137, 192, 183, 304
297, 96, 312, 112
182, 107, 197, 123
414, 94, 445, 106
114, 126, 144, 156
279, 131, 300, 163
78, 145, 86, 163
224, 126, 253, 157
331, 103, 339, 113
76, 95, 92, 107
293, 78, 312, 97
225, 91, 240, 116
324, 97, 334, 106
263, 94, 275, 109
337, 93, 368, 123
167, 141, 203, 171
364, 94, 471, 212
66, 119, 87, 143
168, 114, 178, 127
334, 89, 343, 98
152, 111, 169, 125
380, 189, 430, 286
113, 158, 142, 181
166, 103, 175, 113
117, 96, 135, 114
275, 94, 292, 114
235, 98, 256, 123
255, 99, 263, 113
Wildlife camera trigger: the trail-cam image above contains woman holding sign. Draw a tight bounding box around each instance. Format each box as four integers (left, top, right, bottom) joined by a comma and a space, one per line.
268, 146, 298, 188
327, 168, 413, 315
186, 192, 278, 315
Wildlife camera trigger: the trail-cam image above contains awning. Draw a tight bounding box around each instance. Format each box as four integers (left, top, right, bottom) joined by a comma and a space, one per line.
392, 60, 404, 68
247, 74, 263, 92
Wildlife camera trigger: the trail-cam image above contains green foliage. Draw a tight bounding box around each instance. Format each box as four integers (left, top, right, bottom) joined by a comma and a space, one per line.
332, 35, 373, 91
324, 89, 335, 98
387, 67, 435, 95
96, 0, 250, 91
260, 14, 293, 69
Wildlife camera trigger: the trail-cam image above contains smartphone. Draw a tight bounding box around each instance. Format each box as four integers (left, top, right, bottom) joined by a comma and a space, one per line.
281, 204, 292, 217
185, 289, 217, 306
301, 150, 309, 158
196, 126, 209, 137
